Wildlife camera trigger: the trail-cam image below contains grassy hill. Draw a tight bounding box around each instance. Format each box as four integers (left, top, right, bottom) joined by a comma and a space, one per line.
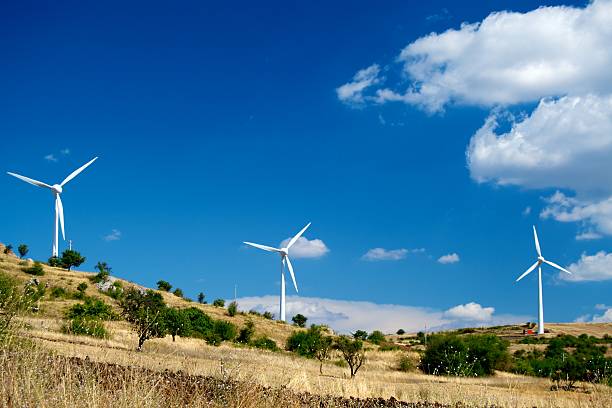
1, 244, 611, 407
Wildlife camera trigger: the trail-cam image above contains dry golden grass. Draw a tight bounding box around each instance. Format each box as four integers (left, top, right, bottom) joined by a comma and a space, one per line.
2, 249, 612, 407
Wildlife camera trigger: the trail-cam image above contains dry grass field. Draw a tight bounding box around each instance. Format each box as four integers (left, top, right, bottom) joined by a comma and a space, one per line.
1, 247, 611, 407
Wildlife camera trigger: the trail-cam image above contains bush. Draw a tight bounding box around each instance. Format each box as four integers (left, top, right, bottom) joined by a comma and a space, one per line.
353, 330, 368, 341
172, 288, 184, 298
50, 286, 68, 299
23, 261, 44, 276
379, 343, 401, 351
368, 330, 385, 345
90, 262, 111, 283
3, 244, 13, 255
105, 281, 124, 300
397, 329, 405, 335
398, 355, 415, 372
248, 309, 261, 317
291, 313, 307, 327
62, 317, 107, 338
236, 320, 255, 344
183, 307, 214, 338
419, 334, 510, 377
227, 301, 238, 317
157, 280, 172, 292
65, 298, 115, 321
251, 336, 280, 352
48, 256, 62, 267
286, 325, 331, 362
18, 244, 28, 259
204, 320, 237, 346
213, 298, 225, 308
262, 311, 273, 320
164, 308, 191, 341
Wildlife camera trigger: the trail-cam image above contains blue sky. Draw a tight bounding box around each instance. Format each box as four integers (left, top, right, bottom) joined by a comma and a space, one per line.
1, 0, 611, 332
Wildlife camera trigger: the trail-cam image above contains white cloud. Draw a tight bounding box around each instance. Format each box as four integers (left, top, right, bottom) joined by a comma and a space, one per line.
564, 251, 612, 281
236, 295, 527, 334
468, 95, 612, 195
443, 302, 495, 322
575, 231, 603, 241
541, 192, 612, 236
343, 1, 612, 112
279, 236, 329, 259
593, 308, 612, 323
362, 248, 408, 261
575, 305, 612, 323
336, 64, 382, 105
44, 154, 58, 162
438, 253, 460, 264
103, 229, 122, 242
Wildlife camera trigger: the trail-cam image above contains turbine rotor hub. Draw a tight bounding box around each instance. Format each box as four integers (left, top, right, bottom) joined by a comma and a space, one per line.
280, 248, 288, 256
537, 256, 545, 263
52, 184, 63, 194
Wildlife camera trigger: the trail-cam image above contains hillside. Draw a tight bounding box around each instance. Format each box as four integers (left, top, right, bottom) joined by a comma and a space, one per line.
1, 245, 611, 407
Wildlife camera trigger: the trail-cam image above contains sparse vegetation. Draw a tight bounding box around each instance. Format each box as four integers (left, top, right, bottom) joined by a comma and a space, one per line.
65, 298, 115, 321
90, 261, 111, 283
2, 244, 13, 255
262, 311, 273, 320
22, 261, 44, 276
397, 354, 415, 372
227, 300, 238, 316
62, 317, 107, 338
212, 298, 225, 308
367, 330, 385, 345
172, 288, 184, 298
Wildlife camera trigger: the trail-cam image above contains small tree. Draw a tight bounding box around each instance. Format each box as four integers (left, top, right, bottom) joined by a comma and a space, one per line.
172, 288, 184, 298
157, 280, 172, 292
292, 313, 307, 328
18, 244, 28, 259
236, 320, 255, 344
119, 288, 167, 351
60, 249, 86, 270
353, 330, 368, 341
3, 244, 13, 255
91, 262, 111, 283
397, 329, 405, 335
227, 301, 238, 316
197, 292, 205, 304
368, 330, 385, 345
312, 327, 334, 374
164, 308, 191, 341
213, 298, 225, 307
335, 336, 366, 379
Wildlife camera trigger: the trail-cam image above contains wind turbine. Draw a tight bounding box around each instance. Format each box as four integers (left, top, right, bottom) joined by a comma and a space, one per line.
516, 225, 571, 335
7, 157, 98, 257
244, 222, 311, 322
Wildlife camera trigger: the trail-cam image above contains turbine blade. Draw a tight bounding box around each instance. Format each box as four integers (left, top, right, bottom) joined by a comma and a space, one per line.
60, 157, 98, 187
7, 172, 53, 189
516, 261, 539, 282
243, 242, 281, 252
533, 225, 542, 257
56, 194, 65, 240
543, 259, 572, 275
287, 222, 311, 249
285, 256, 298, 293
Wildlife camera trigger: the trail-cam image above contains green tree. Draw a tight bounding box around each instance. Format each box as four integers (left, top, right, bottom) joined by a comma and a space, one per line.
60, 249, 86, 270
3, 244, 13, 255
236, 320, 255, 344
119, 288, 167, 351
352, 330, 368, 341
17, 244, 28, 259
227, 301, 238, 316
213, 298, 225, 307
48, 256, 62, 267
66, 298, 115, 320
164, 308, 191, 341
397, 329, 405, 335
335, 336, 366, 379
312, 328, 334, 374
367, 330, 386, 345
91, 261, 111, 283
292, 313, 307, 328
197, 292, 205, 304
172, 288, 184, 298
157, 280, 172, 292
182, 307, 214, 338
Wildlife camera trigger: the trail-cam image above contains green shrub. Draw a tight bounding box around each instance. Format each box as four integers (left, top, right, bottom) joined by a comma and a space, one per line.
3, 244, 13, 255
50, 286, 68, 299
157, 280, 172, 292
105, 281, 124, 300
164, 308, 191, 341
248, 309, 262, 317
183, 307, 214, 338
90, 262, 111, 283
65, 298, 115, 321
397, 329, 405, 335
398, 355, 415, 372
172, 288, 184, 298
236, 320, 255, 344
286, 325, 329, 358
48, 256, 62, 267
197, 292, 205, 304
227, 301, 238, 317
368, 330, 385, 345
62, 317, 107, 338
251, 336, 279, 351
213, 320, 237, 341
23, 261, 44, 276
213, 298, 225, 308
379, 343, 401, 351
262, 311, 273, 320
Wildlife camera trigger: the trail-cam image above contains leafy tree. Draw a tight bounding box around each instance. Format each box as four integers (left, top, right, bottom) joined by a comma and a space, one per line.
205, 320, 237, 346
66, 298, 115, 321
17, 244, 28, 259
157, 280, 172, 292
23, 261, 45, 276
236, 320, 255, 344
91, 262, 111, 283
197, 292, 205, 304
172, 288, 184, 298
3, 244, 13, 255
213, 298, 225, 307
286, 325, 331, 365
312, 328, 334, 374
292, 313, 307, 328
164, 308, 191, 341
353, 330, 368, 341
60, 249, 86, 270
367, 330, 385, 345
119, 288, 167, 351
335, 336, 366, 379
227, 301, 238, 317
397, 329, 405, 335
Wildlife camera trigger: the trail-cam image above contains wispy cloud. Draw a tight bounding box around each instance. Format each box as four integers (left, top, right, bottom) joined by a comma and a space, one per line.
438, 253, 460, 264
426, 8, 451, 23
236, 295, 529, 334
103, 229, 122, 242
44, 154, 58, 162
361, 247, 424, 261
575, 231, 602, 241
522, 206, 532, 216
60, 148, 70, 155
336, 64, 382, 105
279, 236, 329, 259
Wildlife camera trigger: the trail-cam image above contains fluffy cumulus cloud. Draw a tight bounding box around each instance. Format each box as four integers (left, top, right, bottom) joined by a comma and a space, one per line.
564, 251, 612, 281
443, 302, 494, 322
236, 295, 527, 334
339, 1, 612, 112
541, 192, 612, 237
336, 64, 382, 105
279, 236, 329, 259
438, 253, 460, 264
575, 304, 612, 323
362, 248, 408, 261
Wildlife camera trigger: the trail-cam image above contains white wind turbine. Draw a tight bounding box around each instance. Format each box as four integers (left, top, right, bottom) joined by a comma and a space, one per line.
244, 222, 311, 322
7, 157, 98, 257
516, 225, 571, 335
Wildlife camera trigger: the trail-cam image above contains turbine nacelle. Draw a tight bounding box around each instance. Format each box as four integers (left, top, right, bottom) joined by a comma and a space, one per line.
537, 256, 545, 264
279, 248, 289, 257
52, 184, 63, 194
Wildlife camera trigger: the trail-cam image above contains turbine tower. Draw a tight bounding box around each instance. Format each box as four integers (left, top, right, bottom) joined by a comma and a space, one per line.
244, 222, 310, 321
516, 225, 572, 335
7, 157, 98, 257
